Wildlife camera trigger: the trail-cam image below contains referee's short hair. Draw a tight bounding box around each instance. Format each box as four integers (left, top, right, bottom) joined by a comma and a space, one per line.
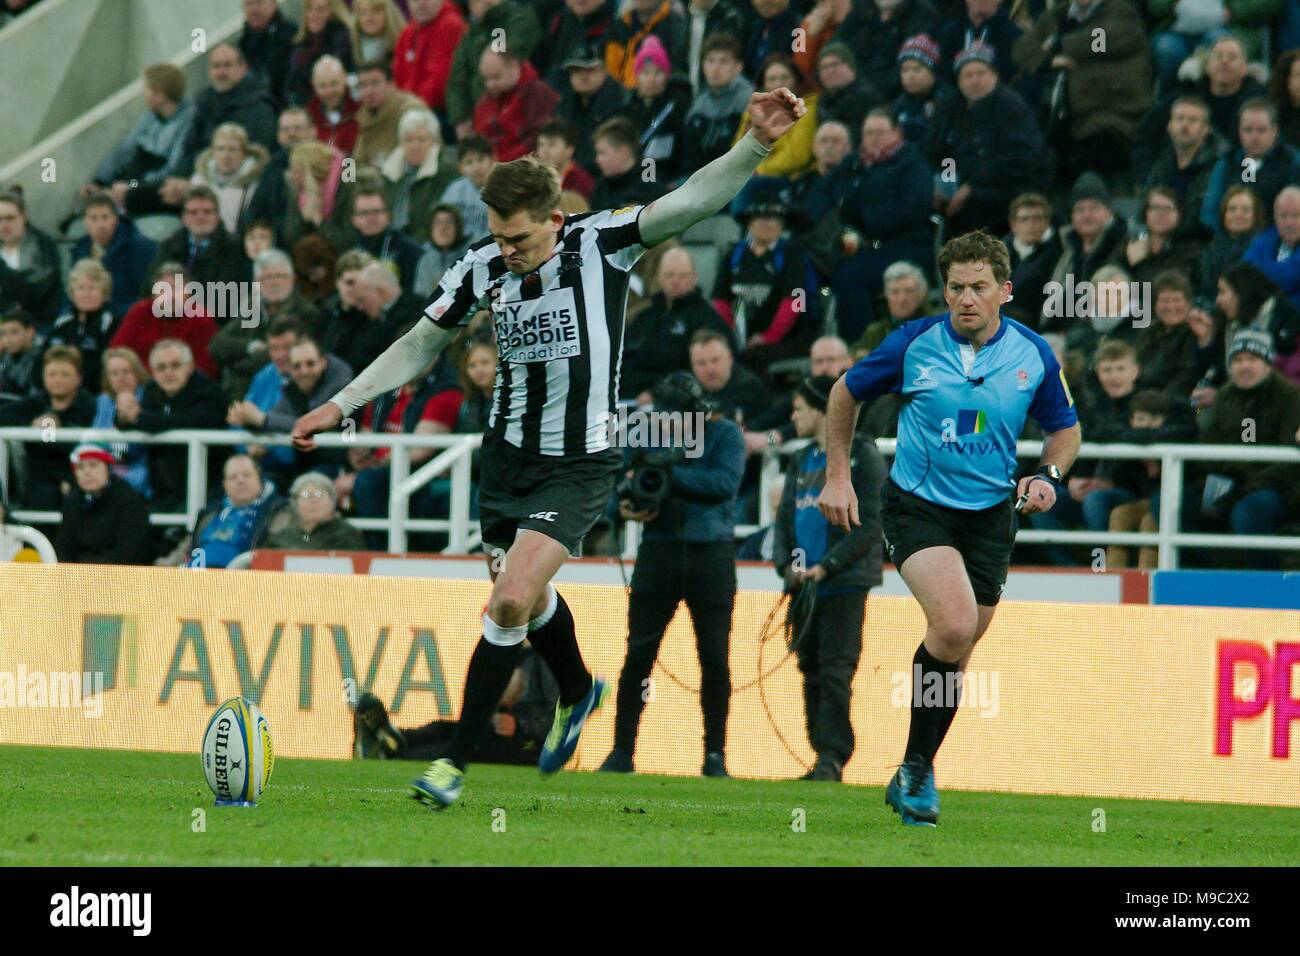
481, 154, 562, 222
937, 229, 1011, 286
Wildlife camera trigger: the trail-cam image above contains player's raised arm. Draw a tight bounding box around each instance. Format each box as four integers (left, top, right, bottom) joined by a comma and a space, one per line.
291, 258, 479, 451
638, 88, 806, 247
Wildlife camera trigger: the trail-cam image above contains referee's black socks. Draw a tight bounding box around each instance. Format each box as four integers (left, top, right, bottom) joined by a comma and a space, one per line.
527, 587, 594, 707
904, 643, 962, 764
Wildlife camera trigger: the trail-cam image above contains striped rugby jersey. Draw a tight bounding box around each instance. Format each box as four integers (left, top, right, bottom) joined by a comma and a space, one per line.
422, 204, 649, 457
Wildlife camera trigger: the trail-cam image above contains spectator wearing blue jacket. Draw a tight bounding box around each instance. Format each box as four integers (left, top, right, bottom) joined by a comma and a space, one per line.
227, 316, 306, 489
828, 108, 934, 343
68, 194, 157, 319
1242, 186, 1300, 311
93, 347, 152, 501
159, 454, 284, 568
1200, 99, 1300, 234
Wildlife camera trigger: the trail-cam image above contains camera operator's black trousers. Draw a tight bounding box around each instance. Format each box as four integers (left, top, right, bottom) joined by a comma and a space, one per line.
614, 540, 736, 757
793, 588, 868, 767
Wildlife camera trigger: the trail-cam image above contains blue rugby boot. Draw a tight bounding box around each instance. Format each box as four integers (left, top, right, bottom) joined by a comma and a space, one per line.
539, 675, 609, 775
885, 755, 940, 825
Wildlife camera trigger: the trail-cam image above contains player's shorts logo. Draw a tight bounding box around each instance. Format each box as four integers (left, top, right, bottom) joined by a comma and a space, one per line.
528, 511, 558, 522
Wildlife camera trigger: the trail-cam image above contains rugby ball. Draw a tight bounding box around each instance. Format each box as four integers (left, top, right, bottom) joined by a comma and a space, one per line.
202, 697, 274, 805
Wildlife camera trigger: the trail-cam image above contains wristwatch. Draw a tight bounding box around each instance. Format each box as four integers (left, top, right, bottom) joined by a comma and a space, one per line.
1033, 464, 1062, 486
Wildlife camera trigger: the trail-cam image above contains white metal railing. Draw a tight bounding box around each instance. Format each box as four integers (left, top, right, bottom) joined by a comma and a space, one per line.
2, 427, 1297, 569
753, 437, 1300, 570
0, 427, 482, 555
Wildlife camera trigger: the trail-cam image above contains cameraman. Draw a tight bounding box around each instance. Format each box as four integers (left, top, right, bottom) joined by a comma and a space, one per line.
774, 375, 884, 782
600, 372, 745, 777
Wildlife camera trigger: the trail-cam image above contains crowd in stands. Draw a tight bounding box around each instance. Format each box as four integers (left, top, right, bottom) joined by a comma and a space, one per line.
3, 0, 1300, 570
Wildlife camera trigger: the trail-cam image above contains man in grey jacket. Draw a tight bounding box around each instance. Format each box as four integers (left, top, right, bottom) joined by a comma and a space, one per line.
256, 337, 354, 476
774, 375, 884, 782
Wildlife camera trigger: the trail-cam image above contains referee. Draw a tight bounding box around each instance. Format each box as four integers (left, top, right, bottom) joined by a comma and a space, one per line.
819, 230, 1081, 827
292, 88, 808, 810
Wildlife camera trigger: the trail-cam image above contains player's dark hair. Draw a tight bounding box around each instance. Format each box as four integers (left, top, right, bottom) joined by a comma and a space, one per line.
937, 229, 1011, 286
480, 154, 562, 222
1130, 389, 1170, 419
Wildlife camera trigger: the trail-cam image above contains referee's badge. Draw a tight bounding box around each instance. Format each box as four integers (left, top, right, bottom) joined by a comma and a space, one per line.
1016, 368, 1030, 391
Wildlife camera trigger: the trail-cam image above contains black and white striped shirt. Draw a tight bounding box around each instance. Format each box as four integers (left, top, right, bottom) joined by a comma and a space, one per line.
422, 205, 650, 457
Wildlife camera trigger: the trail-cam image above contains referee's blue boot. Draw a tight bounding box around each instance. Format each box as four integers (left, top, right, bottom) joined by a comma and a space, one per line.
539, 675, 609, 775
885, 756, 940, 826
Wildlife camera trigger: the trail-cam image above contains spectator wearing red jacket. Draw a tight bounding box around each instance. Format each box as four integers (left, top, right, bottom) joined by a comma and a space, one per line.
108, 266, 218, 380
306, 56, 361, 155
392, 0, 467, 113
473, 51, 561, 162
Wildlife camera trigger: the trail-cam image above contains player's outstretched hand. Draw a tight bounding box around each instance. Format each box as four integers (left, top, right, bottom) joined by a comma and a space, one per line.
818, 475, 859, 532
291, 402, 344, 453
748, 87, 806, 148
1015, 475, 1056, 516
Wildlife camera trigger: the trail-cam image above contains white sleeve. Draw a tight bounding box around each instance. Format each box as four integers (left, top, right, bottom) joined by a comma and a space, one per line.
638, 131, 772, 247
328, 319, 457, 418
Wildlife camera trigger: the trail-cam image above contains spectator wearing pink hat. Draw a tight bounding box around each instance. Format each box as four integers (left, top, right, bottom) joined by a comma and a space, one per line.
604, 0, 688, 91
54, 443, 154, 565
936, 0, 1023, 85
626, 34, 692, 183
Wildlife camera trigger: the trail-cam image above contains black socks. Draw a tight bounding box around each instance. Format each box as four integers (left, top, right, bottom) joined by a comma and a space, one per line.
526, 590, 593, 707
445, 637, 522, 770
903, 643, 961, 764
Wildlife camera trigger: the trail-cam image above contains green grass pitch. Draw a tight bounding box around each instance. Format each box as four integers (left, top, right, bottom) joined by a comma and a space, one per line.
2, 745, 1297, 866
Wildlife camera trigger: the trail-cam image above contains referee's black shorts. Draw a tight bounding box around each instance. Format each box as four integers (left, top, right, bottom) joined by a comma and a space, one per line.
476, 431, 622, 556
880, 479, 1017, 607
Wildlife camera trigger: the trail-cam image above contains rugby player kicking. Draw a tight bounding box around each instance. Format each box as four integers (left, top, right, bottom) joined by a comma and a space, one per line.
292, 88, 807, 809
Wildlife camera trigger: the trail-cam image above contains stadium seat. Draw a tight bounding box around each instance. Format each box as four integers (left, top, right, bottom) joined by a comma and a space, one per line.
133, 213, 181, 243
679, 214, 740, 250
63, 217, 87, 242
683, 243, 721, 300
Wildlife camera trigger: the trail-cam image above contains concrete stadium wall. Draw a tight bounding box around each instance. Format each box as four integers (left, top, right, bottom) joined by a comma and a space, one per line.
0, 0, 303, 233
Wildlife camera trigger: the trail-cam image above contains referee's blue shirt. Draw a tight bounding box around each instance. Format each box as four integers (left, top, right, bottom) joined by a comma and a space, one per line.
844, 312, 1078, 510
